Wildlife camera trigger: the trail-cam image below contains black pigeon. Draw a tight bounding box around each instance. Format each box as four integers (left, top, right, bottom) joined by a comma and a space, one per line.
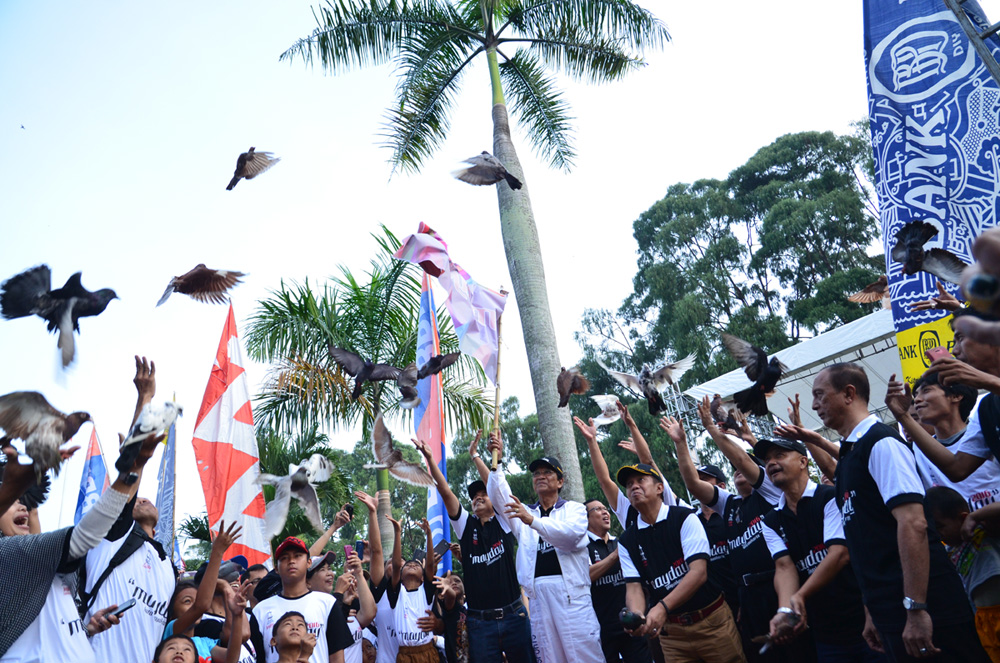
453, 152, 522, 190
891, 221, 967, 284
396, 363, 421, 410
1, 266, 118, 366
721, 334, 788, 416
328, 346, 405, 401
226, 146, 280, 190
417, 352, 461, 380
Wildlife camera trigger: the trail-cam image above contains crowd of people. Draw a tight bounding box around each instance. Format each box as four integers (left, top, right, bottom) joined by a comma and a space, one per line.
4, 229, 1000, 663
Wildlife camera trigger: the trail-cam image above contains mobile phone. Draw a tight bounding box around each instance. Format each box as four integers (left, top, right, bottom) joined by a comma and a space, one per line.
926, 346, 952, 363
355, 540, 365, 561
343, 504, 354, 519
344, 544, 354, 559
433, 539, 450, 557
110, 598, 137, 618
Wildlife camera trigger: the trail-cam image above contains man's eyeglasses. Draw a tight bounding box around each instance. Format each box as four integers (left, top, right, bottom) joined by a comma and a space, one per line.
587, 505, 609, 514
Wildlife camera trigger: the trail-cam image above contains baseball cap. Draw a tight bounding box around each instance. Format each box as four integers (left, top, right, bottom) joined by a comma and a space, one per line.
227, 555, 249, 571
253, 569, 282, 603
528, 456, 564, 478
754, 438, 807, 461
467, 480, 487, 499
696, 464, 727, 484
195, 560, 242, 586
275, 536, 310, 560
616, 463, 663, 486
746, 450, 766, 467
308, 552, 337, 576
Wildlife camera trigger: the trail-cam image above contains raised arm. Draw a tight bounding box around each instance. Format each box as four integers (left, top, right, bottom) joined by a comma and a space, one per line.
310, 505, 352, 557
774, 424, 839, 481
574, 415, 619, 506
348, 550, 376, 629
589, 548, 620, 582
485, 432, 520, 535
388, 515, 402, 587
356, 490, 385, 586
419, 518, 436, 581
659, 416, 716, 506
618, 401, 655, 466
468, 431, 489, 484
175, 520, 242, 634
696, 396, 762, 485
413, 439, 461, 517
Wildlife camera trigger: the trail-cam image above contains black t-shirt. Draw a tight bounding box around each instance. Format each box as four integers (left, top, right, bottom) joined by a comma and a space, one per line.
836, 419, 973, 631
533, 504, 563, 578
707, 479, 780, 580
435, 600, 468, 663
699, 509, 738, 609
587, 534, 626, 635
762, 483, 864, 644
450, 508, 520, 609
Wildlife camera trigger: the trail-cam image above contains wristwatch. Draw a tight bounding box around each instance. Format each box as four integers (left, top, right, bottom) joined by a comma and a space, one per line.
471, 454, 481, 460
902, 597, 928, 611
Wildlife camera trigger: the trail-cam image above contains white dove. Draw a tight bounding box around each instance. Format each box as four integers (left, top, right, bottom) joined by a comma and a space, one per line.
257, 454, 336, 540
116, 401, 182, 473
590, 395, 621, 427
596, 354, 696, 415
364, 412, 434, 487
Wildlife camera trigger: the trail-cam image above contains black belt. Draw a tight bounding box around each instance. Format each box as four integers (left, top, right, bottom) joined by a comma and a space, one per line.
467, 599, 525, 621
741, 570, 775, 587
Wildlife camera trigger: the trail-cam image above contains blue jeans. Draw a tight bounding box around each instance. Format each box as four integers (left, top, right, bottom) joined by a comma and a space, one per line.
466, 606, 534, 663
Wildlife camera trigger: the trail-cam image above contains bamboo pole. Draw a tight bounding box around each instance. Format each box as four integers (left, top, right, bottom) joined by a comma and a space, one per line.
491, 289, 508, 470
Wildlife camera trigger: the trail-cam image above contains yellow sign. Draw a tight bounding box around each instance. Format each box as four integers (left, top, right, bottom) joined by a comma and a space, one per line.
895, 315, 955, 385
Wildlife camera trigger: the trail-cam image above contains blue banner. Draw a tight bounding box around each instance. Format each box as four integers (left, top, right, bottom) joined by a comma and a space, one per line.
154, 424, 177, 562
74, 429, 109, 525
865, 0, 1000, 335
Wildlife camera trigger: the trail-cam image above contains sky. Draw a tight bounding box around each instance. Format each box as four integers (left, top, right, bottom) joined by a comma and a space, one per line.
3, 0, 997, 532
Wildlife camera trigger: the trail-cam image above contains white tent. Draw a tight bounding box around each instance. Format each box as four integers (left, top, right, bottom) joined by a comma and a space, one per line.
684, 309, 904, 436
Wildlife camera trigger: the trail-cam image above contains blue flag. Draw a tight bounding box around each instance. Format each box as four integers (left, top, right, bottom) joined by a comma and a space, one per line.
74, 428, 109, 525
154, 424, 177, 562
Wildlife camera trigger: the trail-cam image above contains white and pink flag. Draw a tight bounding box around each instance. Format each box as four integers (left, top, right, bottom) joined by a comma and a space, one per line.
192, 305, 271, 566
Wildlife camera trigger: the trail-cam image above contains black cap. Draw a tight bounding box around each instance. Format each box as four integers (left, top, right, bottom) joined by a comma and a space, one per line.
467, 480, 487, 499
754, 438, 807, 461
528, 457, 564, 479
616, 463, 663, 486
696, 464, 727, 484
195, 560, 242, 586
747, 450, 766, 468
253, 569, 282, 604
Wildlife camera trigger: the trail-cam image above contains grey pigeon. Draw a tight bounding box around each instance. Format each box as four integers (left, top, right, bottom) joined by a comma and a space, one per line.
597, 354, 696, 415
328, 346, 406, 401
0, 392, 91, 480
891, 221, 967, 284
396, 363, 421, 410
257, 454, 335, 539
1, 266, 117, 366
721, 333, 788, 416
364, 413, 434, 487
453, 152, 522, 190
226, 146, 280, 190
157, 264, 245, 306
710, 394, 739, 431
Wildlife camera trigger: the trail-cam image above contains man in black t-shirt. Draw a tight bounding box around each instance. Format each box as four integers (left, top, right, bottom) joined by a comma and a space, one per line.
585, 498, 652, 663
813, 362, 988, 663
691, 463, 739, 616
415, 437, 532, 662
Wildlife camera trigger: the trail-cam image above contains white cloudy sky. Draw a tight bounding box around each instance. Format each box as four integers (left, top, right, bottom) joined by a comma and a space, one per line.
3, 0, 997, 530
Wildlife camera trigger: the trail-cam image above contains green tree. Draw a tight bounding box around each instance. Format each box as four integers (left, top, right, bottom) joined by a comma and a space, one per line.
281, 0, 669, 501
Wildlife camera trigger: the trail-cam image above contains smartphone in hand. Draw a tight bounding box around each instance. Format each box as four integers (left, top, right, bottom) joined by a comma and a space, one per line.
355, 540, 365, 561
926, 346, 952, 363
344, 544, 354, 559
109, 598, 137, 618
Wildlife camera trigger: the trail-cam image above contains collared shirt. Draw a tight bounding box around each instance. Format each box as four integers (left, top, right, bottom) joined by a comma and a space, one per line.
587, 532, 625, 635
450, 508, 520, 609
707, 475, 781, 580
913, 425, 1000, 511
699, 508, 737, 608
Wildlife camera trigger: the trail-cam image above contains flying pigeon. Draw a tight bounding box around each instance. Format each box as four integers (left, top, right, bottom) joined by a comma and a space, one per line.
721, 333, 788, 416
557, 367, 590, 408
590, 395, 621, 427
115, 402, 182, 473
0, 392, 91, 480
395, 363, 421, 410
1, 266, 118, 367
157, 264, 246, 306
416, 352, 461, 380
226, 147, 280, 190
452, 152, 522, 190
257, 454, 336, 539
364, 413, 434, 487
710, 394, 739, 431
596, 354, 696, 415
847, 275, 889, 305
891, 221, 967, 284
328, 347, 406, 401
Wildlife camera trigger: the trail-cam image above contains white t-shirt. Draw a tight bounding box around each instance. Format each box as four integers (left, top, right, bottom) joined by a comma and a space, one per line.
250, 591, 353, 663
914, 428, 1000, 510
390, 581, 435, 649
372, 580, 398, 663
2, 574, 94, 663
86, 525, 176, 663
343, 615, 363, 663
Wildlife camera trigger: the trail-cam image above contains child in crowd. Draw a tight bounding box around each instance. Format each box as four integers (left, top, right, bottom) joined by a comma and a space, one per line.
269, 611, 318, 663
926, 486, 1000, 662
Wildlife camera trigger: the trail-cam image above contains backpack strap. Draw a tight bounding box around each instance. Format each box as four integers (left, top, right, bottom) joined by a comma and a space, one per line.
78, 526, 148, 616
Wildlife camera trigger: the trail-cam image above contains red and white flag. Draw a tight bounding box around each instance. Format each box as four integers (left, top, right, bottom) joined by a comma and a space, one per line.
192, 305, 270, 566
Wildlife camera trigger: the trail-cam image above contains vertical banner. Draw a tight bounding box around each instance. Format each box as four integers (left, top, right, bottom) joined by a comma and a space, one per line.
192, 305, 271, 567
154, 423, 180, 569
415, 273, 451, 573
74, 428, 109, 524
864, 0, 1000, 381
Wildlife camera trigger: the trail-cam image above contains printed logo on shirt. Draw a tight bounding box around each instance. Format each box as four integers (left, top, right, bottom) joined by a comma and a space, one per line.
594, 569, 624, 587
709, 539, 728, 562
651, 559, 689, 591
473, 529, 478, 546
969, 487, 1000, 511
795, 544, 829, 574
65, 615, 89, 638
729, 516, 764, 551
469, 540, 507, 566
841, 490, 856, 524
537, 539, 555, 554
637, 543, 649, 568
127, 576, 169, 621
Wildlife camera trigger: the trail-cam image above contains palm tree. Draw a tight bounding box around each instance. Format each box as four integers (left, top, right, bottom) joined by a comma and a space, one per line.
281, 0, 669, 500
245, 226, 493, 551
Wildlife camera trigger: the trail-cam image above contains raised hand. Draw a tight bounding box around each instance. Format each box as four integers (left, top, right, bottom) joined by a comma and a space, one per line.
908, 282, 961, 312
133, 355, 156, 401
572, 416, 598, 443
433, 572, 456, 600
504, 495, 533, 525
469, 430, 483, 457
735, 409, 757, 445
696, 396, 715, 429
354, 490, 377, 514
448, 542, 462, 563
417, 517, 432, 535
787, 394, 803, 427
487, 430, 503, 461
618, 437, 637, 456
658, 416, 686, 445
412, 438, 433, 461
386, 515, 401, 531
884, 374, 913, 419
212, 519, 243, 556
616, 400, 634, 426
346, 550, 362, 575
331, 506, 352, 531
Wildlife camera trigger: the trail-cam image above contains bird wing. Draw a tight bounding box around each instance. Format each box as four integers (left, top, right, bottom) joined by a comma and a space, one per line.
0, 392, 63, 440
329, 347, 366, 377
56, 300, 77, 367
592, 412, 621, 427
258, 474, 292, 540
649, 353, 696, 388
304, 453, 334, 484
371, 413, 395, 463
923, 249, 968, 285
388, 459, 436, 487
452, 165, 502, 186
368, 363, 403, 381
396, 363, 418, 389
721, 334, 767, 381
292, 482, 325, 533
595, 357, 642, 393
571, 371, 590, 395
591, 394, 618, 409
848, 276, 889, 303
242, 151, 280, 180
895, 221, 939, 249
176, 265, 245, 304
156, 280, 176, 307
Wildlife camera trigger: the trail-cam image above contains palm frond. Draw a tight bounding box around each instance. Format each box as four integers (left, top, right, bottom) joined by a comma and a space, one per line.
498, 49, 575, 171
507, 31, 643, 82
502, 0, 669, 55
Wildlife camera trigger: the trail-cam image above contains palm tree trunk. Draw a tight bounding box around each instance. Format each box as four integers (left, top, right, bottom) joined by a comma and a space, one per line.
376, 474, 395, 561
486, 50, 584, 501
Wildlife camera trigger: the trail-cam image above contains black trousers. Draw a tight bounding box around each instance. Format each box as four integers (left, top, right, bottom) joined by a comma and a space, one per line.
600, 629, 653, 663
876, 619, 990, 663
737, 583, 817, 663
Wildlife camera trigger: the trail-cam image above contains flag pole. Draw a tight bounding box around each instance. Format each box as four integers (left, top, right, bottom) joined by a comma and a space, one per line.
491, 288, 508, 471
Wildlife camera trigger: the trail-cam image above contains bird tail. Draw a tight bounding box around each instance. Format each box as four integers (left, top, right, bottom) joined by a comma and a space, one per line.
399, 396, 422, 410
558, 394, 570, 408
1, 265, 51, 319
226, 176, 240, 190
156, 283, 175, 307
504, 173, 522, 190
647, 391, 667, 415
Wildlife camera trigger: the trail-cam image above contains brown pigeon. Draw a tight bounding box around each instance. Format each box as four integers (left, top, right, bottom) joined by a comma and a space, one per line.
453, 152, 522, 190
226, 146, 280, 190
557, 367, 590, 408
848, 275, 889, 305
157, 264, 245, 306
364, 413, 434, 487
0, 392, 91, 480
